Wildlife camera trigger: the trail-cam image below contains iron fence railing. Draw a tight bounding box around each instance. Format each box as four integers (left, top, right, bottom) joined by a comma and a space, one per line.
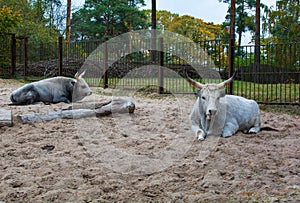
0, 34, 299, 105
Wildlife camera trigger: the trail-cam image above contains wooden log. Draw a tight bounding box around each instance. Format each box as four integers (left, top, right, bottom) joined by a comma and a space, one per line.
96, 97, 135, 116
18, 97, 135, 124
68, 97, 135, 116
0, 109, 13, 127
19, 109, 96, 124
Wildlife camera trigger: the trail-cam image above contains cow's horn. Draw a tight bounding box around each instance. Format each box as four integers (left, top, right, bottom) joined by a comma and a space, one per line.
75, 70, 86, 80
185, 72, 203, 89
74, 72, 79, 79
78, 69, 86, 79
217, 71, 237, 88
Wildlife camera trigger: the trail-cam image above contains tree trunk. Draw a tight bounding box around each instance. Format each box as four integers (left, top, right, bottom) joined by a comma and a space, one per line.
237, 1, 245, 48
66, 0, 72, 41
254, 0, 260, 64
228, 0, 235, 95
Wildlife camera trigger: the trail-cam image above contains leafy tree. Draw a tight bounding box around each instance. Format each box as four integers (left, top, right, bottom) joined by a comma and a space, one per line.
0, 5, 22, 70
0, 0, 61, 43
219, 0, 270, 47
144, 10, 228, 42
143, 9, 229, 68
143, 10, 179, 31
0, 5, 22, 33
267, 0, 300, 42
71, 0, 148, 41
260, 0, 299, 70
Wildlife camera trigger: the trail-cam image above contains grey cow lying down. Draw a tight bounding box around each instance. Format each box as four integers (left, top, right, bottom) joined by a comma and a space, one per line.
10, 71, 92, 105
187, 72, 261, 140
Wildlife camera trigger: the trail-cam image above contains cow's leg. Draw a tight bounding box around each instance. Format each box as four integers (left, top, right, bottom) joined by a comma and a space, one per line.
191, 122, 206, 140
248, 114, 260, 134
52, 95, 71, 104
14, 90, 39, 105
248, 126, 260, 134
222, 122, 239, 138
25, 91, 39, 104
190, 101, 206, 140
196, 129, 206, 140
11, 84, 39, 105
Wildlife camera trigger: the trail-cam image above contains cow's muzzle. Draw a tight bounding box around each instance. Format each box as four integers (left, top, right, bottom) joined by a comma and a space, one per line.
206, 109, 217, 120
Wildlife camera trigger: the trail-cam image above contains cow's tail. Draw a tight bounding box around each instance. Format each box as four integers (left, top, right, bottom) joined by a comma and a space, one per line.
260, 126, 279, 131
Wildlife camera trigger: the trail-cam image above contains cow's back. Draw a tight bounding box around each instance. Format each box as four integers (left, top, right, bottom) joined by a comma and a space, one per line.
32, 77, 74, 103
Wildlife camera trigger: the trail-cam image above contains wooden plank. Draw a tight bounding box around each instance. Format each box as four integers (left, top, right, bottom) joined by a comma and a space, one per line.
0, 109, 13, 127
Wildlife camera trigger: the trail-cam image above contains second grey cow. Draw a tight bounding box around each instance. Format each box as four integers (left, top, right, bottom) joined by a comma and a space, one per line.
187, 73, 261, 140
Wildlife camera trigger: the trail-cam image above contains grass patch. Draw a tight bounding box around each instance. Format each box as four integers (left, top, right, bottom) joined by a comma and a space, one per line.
134, 85, 174, 99
260, 104, 300, 115
10, 76, 300, 104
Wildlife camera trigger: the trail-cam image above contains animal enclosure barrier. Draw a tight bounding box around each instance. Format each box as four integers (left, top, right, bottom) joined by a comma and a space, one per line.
234, 43, 300, 104
1, 34, 299, 105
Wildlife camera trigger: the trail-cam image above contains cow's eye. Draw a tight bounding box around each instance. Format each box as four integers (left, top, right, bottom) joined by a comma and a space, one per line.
201, 96, 206, 100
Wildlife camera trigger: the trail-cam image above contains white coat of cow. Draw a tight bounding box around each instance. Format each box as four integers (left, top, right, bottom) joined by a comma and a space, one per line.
187, 72, 261, 140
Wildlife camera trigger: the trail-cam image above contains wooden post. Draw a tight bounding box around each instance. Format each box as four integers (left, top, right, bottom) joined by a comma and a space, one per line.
158, 37, 164, 94
24, 37, 28, 78
103, 41, 108, 88
0, 109, 13, 127
151, 0, 157, 63
228, 0, 236, 95
11, 34, 16, 77
58, 36, 63, 76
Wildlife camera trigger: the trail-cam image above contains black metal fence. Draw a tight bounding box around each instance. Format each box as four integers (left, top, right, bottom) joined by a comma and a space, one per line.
0, 33, 15, 77
0, 33, 299, 105
235, 43, 299, 104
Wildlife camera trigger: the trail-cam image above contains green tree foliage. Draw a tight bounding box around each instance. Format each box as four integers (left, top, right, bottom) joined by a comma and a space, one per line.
0, 5, 22, 70
261, 0, 300, 70
0, 0, 61, 43
219, 0, 270, 47
144, 9, 228, 42
0, 5, 22, 33
143, 9, 228, 68
267, 0, 300, 42
71, 0, 148, 41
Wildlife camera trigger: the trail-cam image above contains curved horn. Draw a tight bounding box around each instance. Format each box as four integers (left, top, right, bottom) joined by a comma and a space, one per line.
78, 69, 86, 79
74, 72, 79, 80
217, 71, 237, 88
185, 72, 203, 89
74, 70, 86, 80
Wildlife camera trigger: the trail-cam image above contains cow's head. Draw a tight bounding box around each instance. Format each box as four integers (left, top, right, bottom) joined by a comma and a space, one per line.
72, 70, 92, 102
187, 72, 236, 120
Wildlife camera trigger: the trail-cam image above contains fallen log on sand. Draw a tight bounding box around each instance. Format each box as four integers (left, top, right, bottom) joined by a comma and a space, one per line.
18, 97, 135, 124
0, 109, 13, 127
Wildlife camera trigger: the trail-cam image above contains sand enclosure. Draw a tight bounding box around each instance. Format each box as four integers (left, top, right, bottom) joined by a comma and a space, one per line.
0, 79, 299, 202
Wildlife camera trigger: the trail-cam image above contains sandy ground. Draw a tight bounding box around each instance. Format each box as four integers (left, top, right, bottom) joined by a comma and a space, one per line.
0, 78, 299, 202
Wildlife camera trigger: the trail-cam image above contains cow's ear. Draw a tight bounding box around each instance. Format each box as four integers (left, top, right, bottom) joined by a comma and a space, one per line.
196, 88, 201, 96
219, 89, 226, 97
